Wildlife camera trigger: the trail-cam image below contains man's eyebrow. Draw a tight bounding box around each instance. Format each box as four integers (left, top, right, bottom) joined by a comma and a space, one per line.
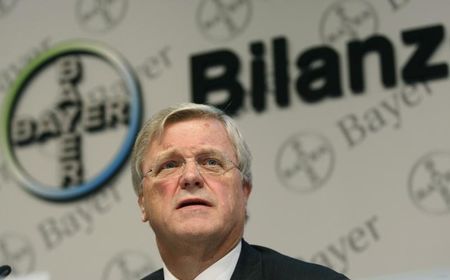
195, 147, 223, 155
153, 147, 224, 161
152, 148, 182, 162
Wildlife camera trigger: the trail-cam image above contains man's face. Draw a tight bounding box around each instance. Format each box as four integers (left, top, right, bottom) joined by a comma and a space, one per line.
138, 118, 251, 245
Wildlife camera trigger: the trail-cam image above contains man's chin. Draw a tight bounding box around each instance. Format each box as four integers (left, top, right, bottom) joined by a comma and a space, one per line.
173, 223, 219, 240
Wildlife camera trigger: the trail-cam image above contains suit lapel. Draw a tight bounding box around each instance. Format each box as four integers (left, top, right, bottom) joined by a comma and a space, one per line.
143, 241, 262, 280
141, 268, 164, 280
230, 240, 263, 280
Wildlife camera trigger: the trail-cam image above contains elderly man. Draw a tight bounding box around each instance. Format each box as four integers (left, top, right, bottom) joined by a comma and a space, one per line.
131, 103, 348, 280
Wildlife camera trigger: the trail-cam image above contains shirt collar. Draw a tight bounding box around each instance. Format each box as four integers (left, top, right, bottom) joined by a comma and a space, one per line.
163, 240, 242, 280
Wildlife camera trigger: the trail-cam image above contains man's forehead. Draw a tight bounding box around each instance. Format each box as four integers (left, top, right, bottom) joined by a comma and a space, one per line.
146, 119, 237, 159
157, 118, 228, 141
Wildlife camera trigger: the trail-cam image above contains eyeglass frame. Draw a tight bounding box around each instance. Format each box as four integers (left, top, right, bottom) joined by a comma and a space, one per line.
141, 148, 241, 183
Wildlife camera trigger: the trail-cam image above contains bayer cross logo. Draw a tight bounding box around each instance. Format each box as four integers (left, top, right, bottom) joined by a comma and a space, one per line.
319, 0, 378, 46
408, 152, 450, 215
0, 232, 35, 277
196, 0, 252, 42
0, 40, 142, 201
102, 250, 154, 280
276, 132, 335, 193
76, 0, 128, 33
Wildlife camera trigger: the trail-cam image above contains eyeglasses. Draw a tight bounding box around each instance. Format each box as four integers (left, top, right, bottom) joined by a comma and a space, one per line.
142, 152, 240, 181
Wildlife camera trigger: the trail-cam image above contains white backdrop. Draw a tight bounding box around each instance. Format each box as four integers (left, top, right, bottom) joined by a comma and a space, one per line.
0, 1, 450, 279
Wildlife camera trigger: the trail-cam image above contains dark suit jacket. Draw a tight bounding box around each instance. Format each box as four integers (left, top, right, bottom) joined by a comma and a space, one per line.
141, 240, 349, 279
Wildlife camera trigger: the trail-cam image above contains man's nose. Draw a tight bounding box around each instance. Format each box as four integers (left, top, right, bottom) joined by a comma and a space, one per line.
180, 160, 204, 189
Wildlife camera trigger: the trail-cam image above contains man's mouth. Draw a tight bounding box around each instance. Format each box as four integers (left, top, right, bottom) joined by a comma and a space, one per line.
176, 198, 212, 209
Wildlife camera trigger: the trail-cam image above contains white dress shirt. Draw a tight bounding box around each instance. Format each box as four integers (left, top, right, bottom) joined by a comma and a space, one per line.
163, 241, 242, 280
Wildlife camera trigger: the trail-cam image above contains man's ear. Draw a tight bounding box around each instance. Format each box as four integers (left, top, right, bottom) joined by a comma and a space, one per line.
243, 181, 252, 200
138, 195, 149, 222
243, 181, 252, 222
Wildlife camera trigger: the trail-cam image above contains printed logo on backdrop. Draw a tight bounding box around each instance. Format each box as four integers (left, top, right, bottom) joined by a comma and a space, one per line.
0, 40, 142, 201
0, 38, 52, 96
276, 132, 335, 193
305, 215, 380, 274
0, 0, 17, 18
0, 232, 36, 277
76, 0, 128, 33
337, 82, 433, 149
319, 0, 378, 46
196, 0, 252, 42
102, 250, 155, 280
408, 151, 450, 215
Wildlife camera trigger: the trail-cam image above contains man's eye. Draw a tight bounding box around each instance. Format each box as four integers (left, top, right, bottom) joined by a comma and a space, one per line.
160, 160, 179, 170
203, 158, 221, 166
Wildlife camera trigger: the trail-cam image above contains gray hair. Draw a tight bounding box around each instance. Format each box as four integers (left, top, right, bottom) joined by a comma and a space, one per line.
130, 103, 252, 195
